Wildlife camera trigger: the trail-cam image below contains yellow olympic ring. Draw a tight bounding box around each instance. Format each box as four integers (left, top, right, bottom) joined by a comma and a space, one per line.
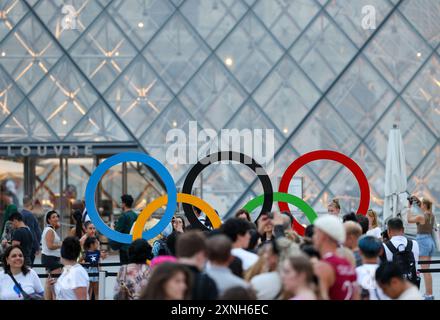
132, 193, 222, 240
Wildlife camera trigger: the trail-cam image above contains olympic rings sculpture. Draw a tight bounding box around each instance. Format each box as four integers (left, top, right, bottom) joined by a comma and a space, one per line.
85, 150, 370, 244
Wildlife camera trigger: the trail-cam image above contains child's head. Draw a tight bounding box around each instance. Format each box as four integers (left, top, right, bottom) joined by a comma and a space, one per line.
84, 236, 99, 251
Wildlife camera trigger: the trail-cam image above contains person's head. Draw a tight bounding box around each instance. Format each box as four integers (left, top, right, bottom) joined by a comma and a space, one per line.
172, 216, 185, 232
45, 210, 60, 229
343, 221, 363, 250
128, 239, 153, 264
366, 209, 378, 229
235, 209, 251, 222
313, 215, 345, 252
358, 235, 383, 260
387, 218, 404, 238
83, 236, 98, 251
375, 262, 407, 299
1, 245, 29, 275
328, 199, 341, 216
140, 263, 192, 300
421, 198, 433, 213
281, 255, 315, 296
72, 199, 85, 212
219, 287, 257, 300
22, 195, 33, 209
60, 236, 81, 263
221, 218, 252, 248
262, 240, 280, 271
84, 221, 96, 237
175, 231, 207, 270
207, 234, 233, 266
8, 211, 24, 229
342, 212, 358, 223
121, 194, 134, 211
356, 215, 369, 234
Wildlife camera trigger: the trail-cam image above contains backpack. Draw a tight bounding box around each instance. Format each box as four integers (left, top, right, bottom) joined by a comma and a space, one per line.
154, 239, 172, 256
384, 239, 420, 288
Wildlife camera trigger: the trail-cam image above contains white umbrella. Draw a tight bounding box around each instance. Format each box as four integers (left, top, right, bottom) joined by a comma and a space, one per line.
383, 125, 415, 235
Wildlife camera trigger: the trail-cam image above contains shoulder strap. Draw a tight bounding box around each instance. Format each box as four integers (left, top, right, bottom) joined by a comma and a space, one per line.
405, 239, 413, 252
385, 241, 398, 255
7, 272, 31, 299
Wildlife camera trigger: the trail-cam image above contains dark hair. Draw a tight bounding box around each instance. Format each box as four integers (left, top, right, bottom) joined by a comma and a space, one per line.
166, 231, 179, 256
220, 218, 252, 243
300, 244, 321, 260
72, 209, 83, 238
46, 210, 59, 225
235, 209, 251, 222
207, 234, 232, 263
343, 212, 358, 223
121, 194, 134, 208
1, 245, 29, 275
175, 231, 207, 258
219, 287, 257, 300
375, 262, 404, 285
84, 221, 93, 229
304, 224, 314, 239
358, 235, 382, 258
229, 256, 244, 278
247, 229, 259, 252
172, 216, 186, 232
8, 211, 23, 222
128, 239, 153, 263
356, 215, 369, 234
84, 236, 98, 251
387, 217, 404, 232
140, 263, 192, 300
61, 236, 81, 261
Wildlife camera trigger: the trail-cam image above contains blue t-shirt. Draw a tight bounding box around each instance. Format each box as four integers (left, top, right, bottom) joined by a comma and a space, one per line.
84, 250, 100, 267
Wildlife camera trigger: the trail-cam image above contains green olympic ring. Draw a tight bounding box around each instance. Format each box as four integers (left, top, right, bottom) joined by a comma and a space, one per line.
243, 192, 318, 225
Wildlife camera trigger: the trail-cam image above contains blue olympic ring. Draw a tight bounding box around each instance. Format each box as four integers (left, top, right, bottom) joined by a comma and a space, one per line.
85, 152, 177, 244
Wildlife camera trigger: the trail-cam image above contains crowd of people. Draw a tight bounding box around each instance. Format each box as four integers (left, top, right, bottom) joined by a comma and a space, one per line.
0, 193, 437, 300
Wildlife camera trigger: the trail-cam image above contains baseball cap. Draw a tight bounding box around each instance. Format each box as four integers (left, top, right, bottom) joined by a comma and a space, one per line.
313, 215, 346, 244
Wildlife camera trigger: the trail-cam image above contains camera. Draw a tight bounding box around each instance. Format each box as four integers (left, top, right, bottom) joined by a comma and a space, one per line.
407, 195, 421, 207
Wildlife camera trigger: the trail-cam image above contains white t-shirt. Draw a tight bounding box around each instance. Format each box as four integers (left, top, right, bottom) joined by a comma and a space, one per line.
356, 264, 389, 300
54, 264, 89, 300
0, 269, 43, 300
366, 227, 382, 239
398, 285, 422, 300
383, 235, 419, 264
231, 248, 258, 271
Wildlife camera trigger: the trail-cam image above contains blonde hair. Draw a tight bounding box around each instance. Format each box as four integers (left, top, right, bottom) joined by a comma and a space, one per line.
421, 198, 433, 213
344, 221, 362, 238
367, 209, 378, 228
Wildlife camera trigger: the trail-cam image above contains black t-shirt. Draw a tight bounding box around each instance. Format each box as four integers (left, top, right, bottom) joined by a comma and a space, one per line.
11, 227, 33, 265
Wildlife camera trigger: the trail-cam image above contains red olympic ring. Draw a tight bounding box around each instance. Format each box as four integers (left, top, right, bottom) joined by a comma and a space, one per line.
278, 150, 370, 236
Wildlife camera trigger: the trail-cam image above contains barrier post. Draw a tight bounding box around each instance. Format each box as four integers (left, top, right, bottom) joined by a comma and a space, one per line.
99, 271, 106, 300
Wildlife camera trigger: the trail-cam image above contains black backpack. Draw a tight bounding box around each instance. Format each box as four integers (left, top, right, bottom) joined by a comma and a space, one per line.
384, 239, 420, 288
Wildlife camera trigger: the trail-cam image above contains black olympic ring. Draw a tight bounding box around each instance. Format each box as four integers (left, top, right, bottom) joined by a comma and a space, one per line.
181, 151, 273, 230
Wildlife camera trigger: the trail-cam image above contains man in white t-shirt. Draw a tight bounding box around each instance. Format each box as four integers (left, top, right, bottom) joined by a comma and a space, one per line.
381, 218, 419, 264
375, 262, 422, 300
356, 235, 389, 300
221, 218, 258, 271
